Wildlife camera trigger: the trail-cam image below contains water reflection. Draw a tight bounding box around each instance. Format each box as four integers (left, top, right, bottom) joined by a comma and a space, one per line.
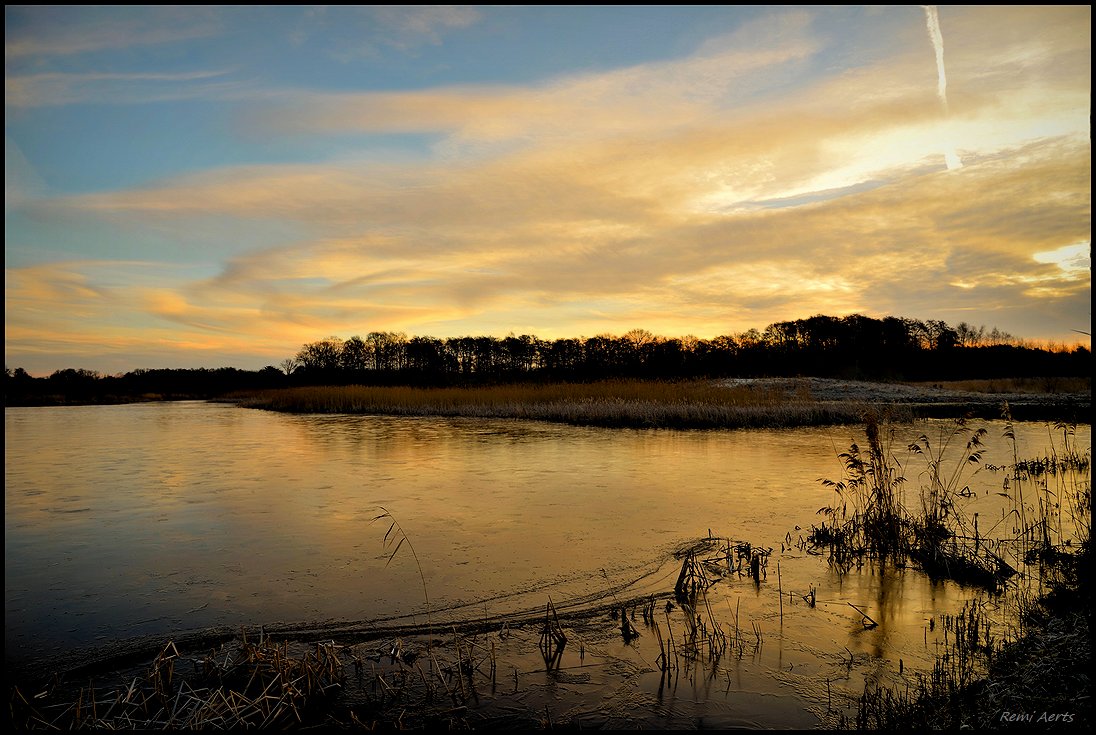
4, 402, 1088, 688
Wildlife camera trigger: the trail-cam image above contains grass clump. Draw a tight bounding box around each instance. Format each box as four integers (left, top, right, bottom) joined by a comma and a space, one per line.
829, 413, 1092, 729
810, 415, 1017, 590
811, 418, 910, 565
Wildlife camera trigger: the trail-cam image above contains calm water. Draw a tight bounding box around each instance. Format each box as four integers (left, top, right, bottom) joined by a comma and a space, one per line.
5, 401, 1089, 724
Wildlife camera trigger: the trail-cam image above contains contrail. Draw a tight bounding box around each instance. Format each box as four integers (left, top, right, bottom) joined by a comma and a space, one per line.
921, 5, 962, 170
923, 5, 948, 111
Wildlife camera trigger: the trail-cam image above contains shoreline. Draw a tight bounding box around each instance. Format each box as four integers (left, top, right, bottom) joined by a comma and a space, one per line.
229, 378, 1090, 429
7, 376, 1090, 428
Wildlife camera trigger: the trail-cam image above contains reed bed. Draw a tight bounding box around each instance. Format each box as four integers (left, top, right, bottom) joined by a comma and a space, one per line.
8, 635, 351, 730
8, 628, 513, 730
1001, 422, 1091, 480
805, 415, 1076, 590
233, 380, 887, 429
840, 413, 1092, 730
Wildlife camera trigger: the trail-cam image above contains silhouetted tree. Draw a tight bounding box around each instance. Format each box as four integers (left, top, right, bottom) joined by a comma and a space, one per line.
295, 337, 344, 383
340, 336, 370, 373
406, 336, 450, 379
280, 357, 300, 376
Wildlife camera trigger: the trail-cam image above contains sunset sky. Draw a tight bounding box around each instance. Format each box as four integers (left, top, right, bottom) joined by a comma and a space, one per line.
5, 5, 1091, 375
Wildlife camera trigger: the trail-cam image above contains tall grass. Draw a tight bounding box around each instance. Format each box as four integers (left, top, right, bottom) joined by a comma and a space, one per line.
232, 380, 889, 429
813, 417, 910, 563
811, 416, 1016, 589
845, 416, 1091, 729
999, 417, 1091, 586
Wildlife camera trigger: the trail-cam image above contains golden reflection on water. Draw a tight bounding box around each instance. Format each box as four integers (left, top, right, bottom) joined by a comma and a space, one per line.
5, 402, 1089, 689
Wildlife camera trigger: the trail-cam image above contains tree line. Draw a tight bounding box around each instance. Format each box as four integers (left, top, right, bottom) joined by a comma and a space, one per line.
5, 314, 1090, 405
283, 316, 1087, 385
4, 366, 286, 406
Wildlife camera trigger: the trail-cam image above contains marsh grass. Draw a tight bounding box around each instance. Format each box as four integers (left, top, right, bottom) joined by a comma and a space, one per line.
844, 415, 1092, 730
8, 635, 351, 730
991, 414, 1091, 583
855, 599, 998, 729
537, 598, 567, 670
232, 380, 883, 429
6, 537, 750, 731
9, 620, 556, 730
1005, 421, 1091, 482
811, 416, 1020, 590
811, 416, 913, 568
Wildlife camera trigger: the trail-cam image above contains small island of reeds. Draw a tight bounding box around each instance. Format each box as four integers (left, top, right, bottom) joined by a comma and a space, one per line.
230, 379, 889, 429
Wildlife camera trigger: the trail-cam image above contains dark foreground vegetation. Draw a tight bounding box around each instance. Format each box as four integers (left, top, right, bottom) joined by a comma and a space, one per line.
6, 314, 1091, 407
8, 545, 1088, 731
853, 543, 1091, 729
809, 414, 1092, 729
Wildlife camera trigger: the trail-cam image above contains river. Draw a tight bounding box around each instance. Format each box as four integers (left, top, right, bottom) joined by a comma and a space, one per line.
4, 401, 1089, 727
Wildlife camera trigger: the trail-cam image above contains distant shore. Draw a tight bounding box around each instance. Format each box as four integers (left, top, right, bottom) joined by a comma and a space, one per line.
8, 377, 1089, 426
230, 377, 1091, 429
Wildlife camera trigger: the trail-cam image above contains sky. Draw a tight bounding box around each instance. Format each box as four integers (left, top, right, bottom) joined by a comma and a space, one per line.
4, 5, 1091, 376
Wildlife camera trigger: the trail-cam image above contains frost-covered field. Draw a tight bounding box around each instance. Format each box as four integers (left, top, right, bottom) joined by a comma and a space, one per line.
720, 376, 1089, 412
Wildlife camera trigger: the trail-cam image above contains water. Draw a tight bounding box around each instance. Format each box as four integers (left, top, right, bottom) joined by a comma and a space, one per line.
4, 401, 1089, 726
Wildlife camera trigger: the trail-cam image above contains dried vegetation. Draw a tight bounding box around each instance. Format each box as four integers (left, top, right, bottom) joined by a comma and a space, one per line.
233, 380, 888, 429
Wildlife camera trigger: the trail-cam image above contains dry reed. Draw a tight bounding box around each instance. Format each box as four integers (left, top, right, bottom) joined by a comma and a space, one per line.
233, 380, 884, 429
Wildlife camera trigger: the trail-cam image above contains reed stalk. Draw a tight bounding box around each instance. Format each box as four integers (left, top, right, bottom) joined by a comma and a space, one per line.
371, 508, 431, 623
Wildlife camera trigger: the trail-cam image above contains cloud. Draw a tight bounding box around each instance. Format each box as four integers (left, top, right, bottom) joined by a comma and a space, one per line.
3, 260, 299, 373
45, 134, 1084, 342
258, 11, 819, 141
370, 5, 482, 47
5, 136, 46, 210
4, 6, 222, 59
1033, 243, 1091, 275
7, 133, 1089, 372
4, 7, 235, 108
5, 69, 237, 108
5, 5, 1089, 372
286, 5, 482, 62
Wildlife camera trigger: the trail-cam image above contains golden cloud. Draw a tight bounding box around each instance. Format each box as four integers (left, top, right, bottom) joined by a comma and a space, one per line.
6, 5, 1089, 368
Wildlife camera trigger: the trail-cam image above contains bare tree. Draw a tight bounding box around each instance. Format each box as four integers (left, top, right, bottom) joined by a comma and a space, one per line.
279, 357, 300, 376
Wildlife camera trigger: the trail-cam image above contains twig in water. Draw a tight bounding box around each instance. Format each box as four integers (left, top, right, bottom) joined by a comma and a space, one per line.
848, 603, 878, 629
